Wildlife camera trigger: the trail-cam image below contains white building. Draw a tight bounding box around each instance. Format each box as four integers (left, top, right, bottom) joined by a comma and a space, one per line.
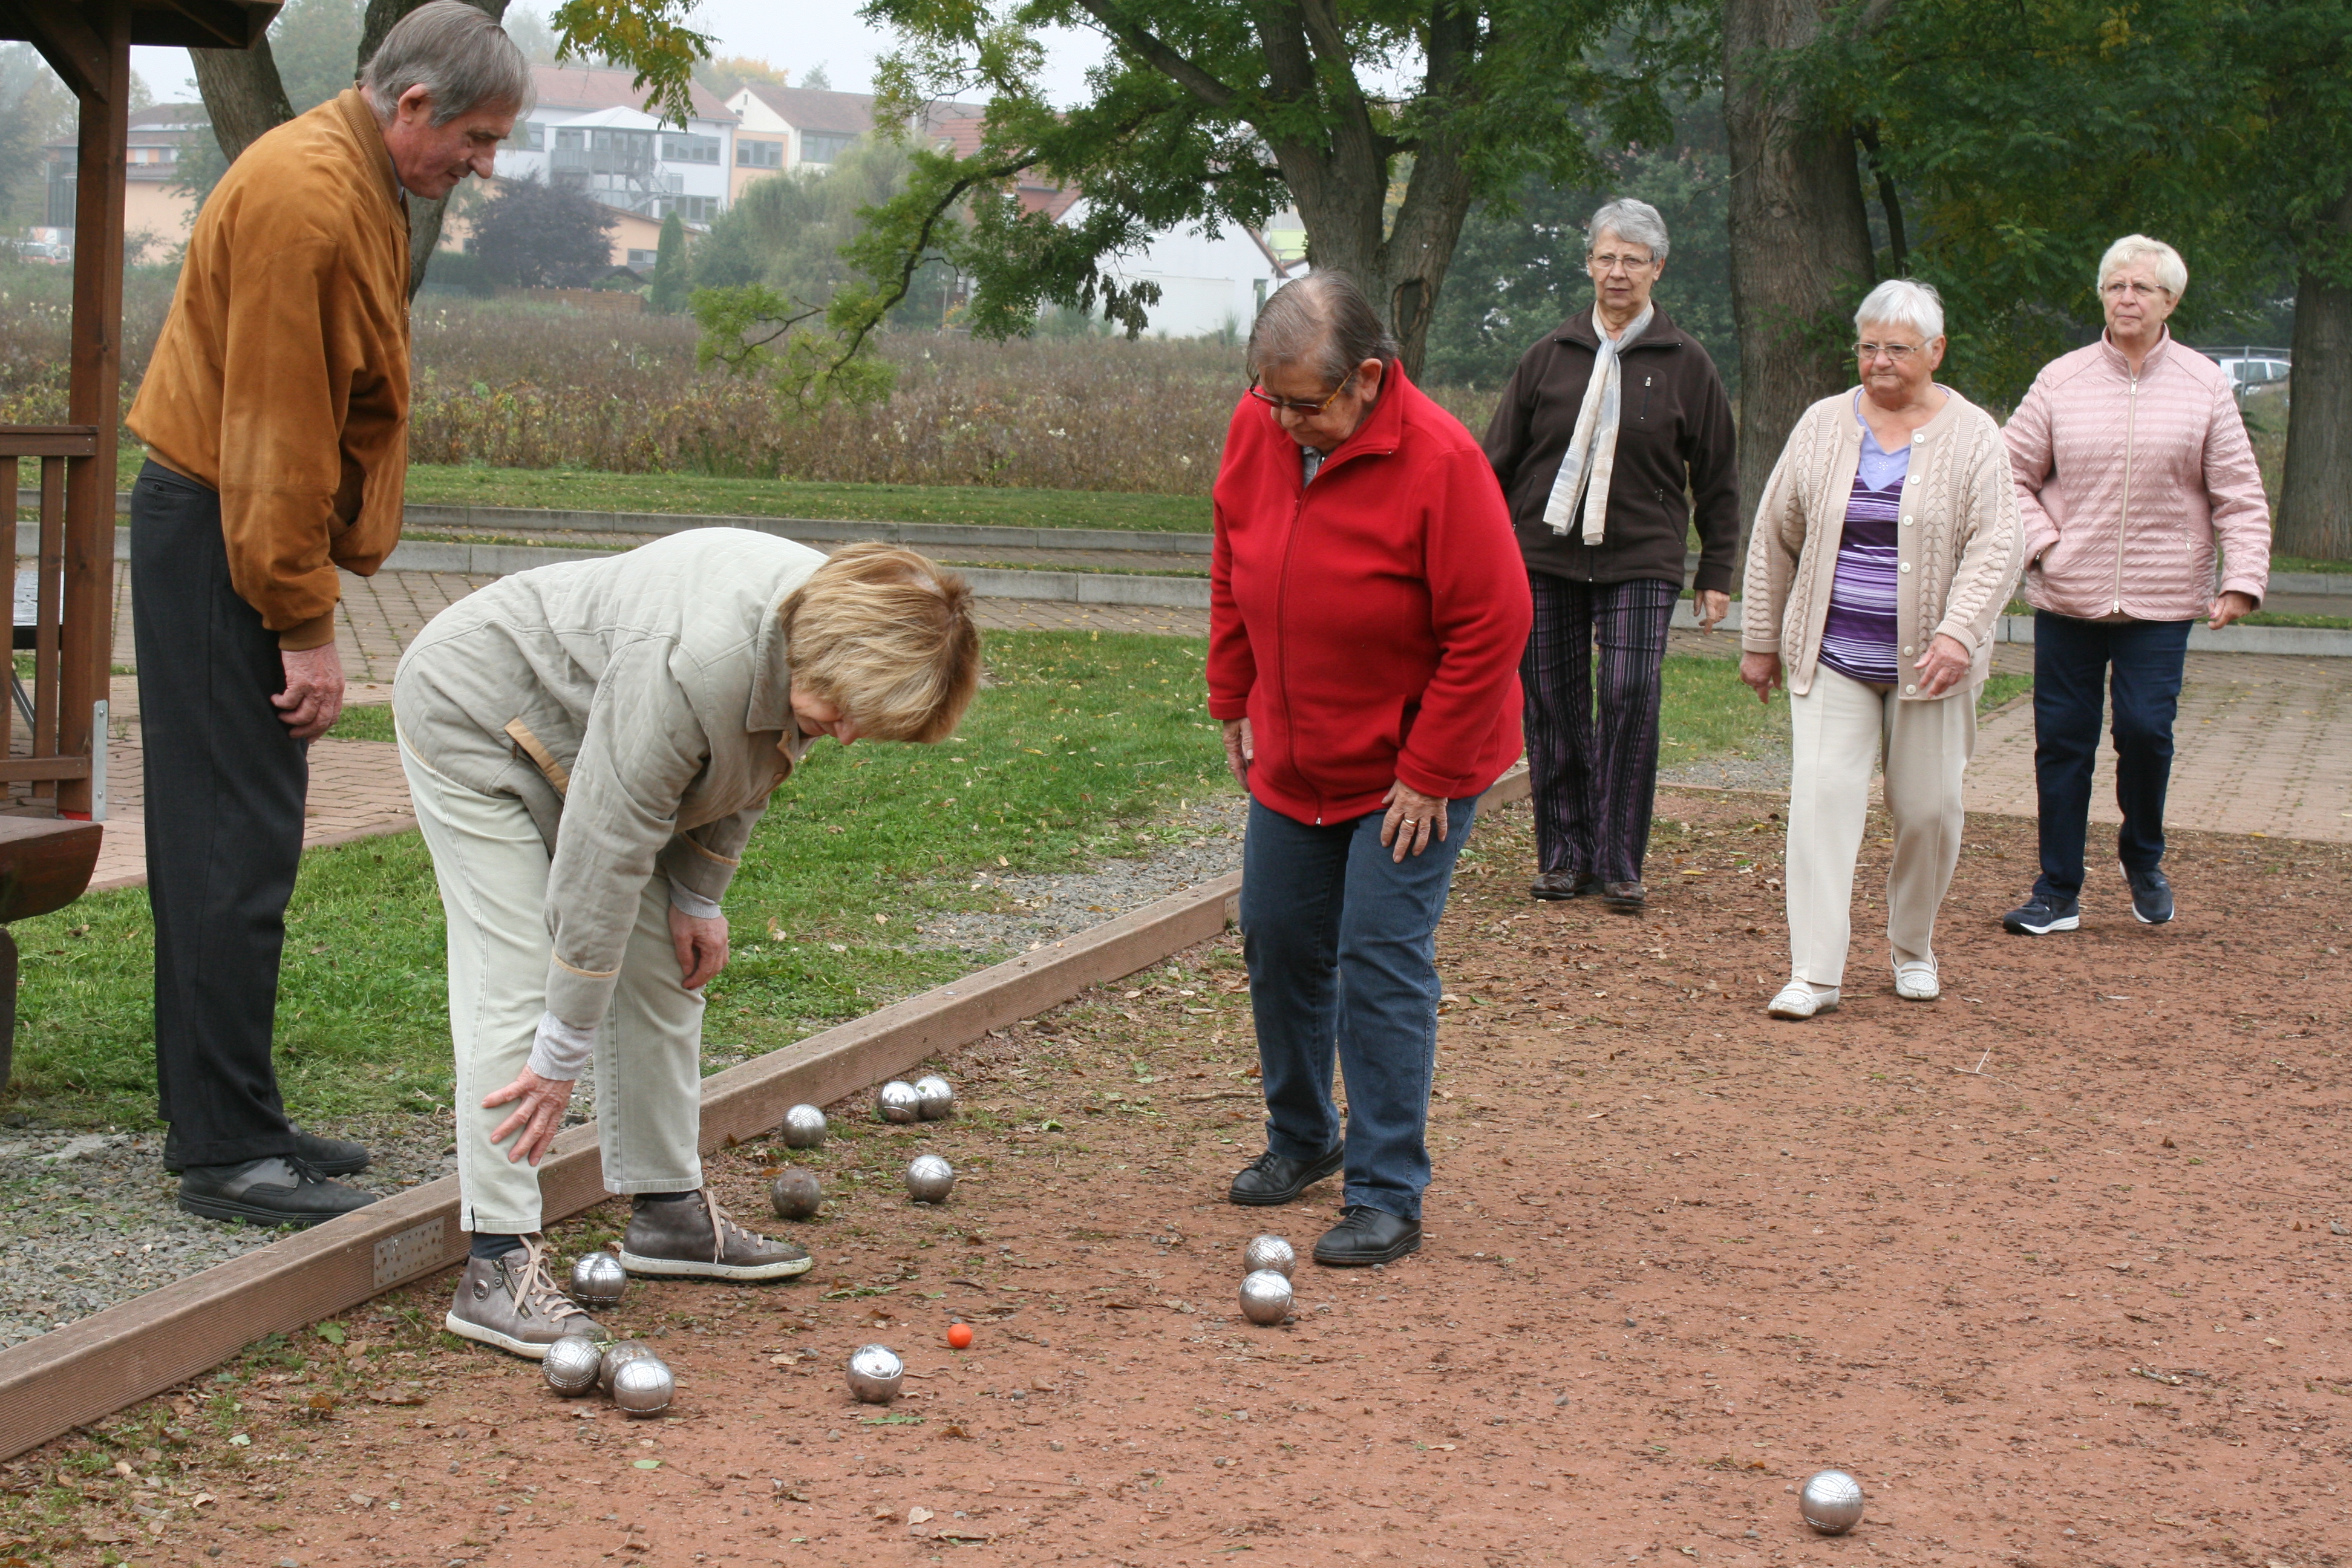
493, 64, 739, 263
1079, 206, 1304, 339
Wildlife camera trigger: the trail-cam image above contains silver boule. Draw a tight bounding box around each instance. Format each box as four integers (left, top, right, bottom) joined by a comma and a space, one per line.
780, 1103, 828, 1149
1799, 1469, 1866, 1535
846, 1343, 904, 1404
610, 1354, 675, 1417
877, 1081, 921, 1123
567, 1250, 627, 1307
904, 1153, 956, 1204
913, 1074, 956, 1120
598, 1339, 657, 1396
541, 1333, 603, 1396
1238, 1269, 1293, 1326
769, 1167, 823, 1221
1242, 1235, 1296, 1278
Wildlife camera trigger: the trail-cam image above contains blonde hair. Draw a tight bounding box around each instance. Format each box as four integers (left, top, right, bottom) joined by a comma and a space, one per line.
782, 543, 980, 743
2098, 234, 2188, 298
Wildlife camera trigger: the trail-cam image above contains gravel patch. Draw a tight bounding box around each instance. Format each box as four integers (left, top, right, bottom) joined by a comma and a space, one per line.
1657, 740, 1793, 795
0, 1115, 457, 1351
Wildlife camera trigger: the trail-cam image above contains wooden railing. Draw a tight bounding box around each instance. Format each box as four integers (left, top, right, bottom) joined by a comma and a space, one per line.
0, 424, 105, 811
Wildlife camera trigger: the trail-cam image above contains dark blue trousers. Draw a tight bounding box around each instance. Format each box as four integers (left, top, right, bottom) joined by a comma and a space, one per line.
2030, 610, 2194, 902
1238, 794, 1475, 1221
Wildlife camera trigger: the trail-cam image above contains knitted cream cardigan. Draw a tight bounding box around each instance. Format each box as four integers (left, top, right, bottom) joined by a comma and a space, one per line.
1740, 387, 2023, 699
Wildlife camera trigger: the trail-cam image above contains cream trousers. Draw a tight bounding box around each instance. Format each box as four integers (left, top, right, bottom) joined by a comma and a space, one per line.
1783, 666, 1975, 988
401, 743, 706, 1235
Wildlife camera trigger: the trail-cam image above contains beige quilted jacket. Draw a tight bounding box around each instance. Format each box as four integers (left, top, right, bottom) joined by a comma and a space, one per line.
2002, 331, 2270, 621
1742, 388, 2023, 698
394, 529, 826, 1032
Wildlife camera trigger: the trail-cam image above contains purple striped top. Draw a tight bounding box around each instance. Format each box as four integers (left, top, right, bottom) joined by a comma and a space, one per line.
1818, 410, 1910, 687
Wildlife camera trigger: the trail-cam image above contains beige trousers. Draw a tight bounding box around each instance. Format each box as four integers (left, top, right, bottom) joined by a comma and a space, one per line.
401, 742, 706, 1235
1784, 666, 1975, 988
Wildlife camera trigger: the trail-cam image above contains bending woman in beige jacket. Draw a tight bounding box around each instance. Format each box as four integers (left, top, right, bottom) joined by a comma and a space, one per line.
1740, 280, 2022, 1020
394, 534, 979, 1357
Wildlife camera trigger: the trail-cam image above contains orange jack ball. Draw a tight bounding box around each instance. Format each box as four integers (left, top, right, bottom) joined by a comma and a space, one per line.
946, 1322, 974, 1350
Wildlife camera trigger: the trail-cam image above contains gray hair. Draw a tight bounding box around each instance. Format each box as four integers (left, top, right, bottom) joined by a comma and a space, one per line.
1246, 271, 1399, 388
1854, 277, 1946, 342
362, 1, 532, 126
2098, 234, 2188, 298
1587, 198, 1669, 263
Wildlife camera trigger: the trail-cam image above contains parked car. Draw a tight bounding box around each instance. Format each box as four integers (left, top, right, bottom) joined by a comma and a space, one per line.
2197, 345, 2292, 396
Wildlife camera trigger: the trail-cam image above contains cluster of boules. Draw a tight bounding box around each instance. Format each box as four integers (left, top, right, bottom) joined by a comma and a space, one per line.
543, 1334, 673, 1417
846, 1344, 904, 1404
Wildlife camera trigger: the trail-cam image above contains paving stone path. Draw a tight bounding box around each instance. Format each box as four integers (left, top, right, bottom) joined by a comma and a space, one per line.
78, 570, 2351, 891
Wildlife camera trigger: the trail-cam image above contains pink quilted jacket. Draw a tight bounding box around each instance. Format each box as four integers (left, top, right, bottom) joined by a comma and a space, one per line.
2002, 330, 2270, 622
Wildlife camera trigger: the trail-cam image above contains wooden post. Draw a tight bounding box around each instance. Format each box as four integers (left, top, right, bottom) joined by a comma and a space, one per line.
59, 0, 131, 820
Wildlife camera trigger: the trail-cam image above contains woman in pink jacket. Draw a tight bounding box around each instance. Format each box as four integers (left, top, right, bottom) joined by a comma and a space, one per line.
1999, 235, 2271, 934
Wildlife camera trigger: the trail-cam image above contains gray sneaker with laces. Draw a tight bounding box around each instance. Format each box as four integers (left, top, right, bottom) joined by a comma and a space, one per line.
619, 1190, 813, 1281
443, 1236, 607, 1358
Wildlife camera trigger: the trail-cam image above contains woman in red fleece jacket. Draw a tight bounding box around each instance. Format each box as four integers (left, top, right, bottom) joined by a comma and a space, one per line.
1207, 272, 1531, 1267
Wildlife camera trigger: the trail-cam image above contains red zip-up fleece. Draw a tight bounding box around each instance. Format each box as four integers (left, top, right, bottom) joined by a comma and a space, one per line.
1207, 364, 1532, 826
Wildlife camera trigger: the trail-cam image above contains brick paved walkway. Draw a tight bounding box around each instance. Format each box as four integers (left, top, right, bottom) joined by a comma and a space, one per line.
80, 572, 2350, 892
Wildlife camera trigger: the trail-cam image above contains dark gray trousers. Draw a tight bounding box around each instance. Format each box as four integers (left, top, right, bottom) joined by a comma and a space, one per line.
130, 460, 306, 1167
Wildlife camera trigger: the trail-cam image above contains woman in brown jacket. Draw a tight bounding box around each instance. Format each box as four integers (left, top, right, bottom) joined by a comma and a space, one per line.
1483, 199, 1740, 913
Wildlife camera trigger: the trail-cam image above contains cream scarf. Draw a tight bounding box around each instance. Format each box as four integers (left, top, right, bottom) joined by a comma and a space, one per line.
1542, 302, 1654, 543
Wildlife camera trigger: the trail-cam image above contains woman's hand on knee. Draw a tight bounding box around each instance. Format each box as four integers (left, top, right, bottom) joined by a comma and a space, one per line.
1738, 651, 1783, 704
483, 1070, 576, 1166
669, 906, 730, 990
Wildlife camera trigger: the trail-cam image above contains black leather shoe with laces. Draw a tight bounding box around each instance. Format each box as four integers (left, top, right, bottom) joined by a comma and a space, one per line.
1312, 1205, 1423, 1266
1227, 1145, 1344, 1207
176, 1157, 378, 1227
163, 1125, 370, 1177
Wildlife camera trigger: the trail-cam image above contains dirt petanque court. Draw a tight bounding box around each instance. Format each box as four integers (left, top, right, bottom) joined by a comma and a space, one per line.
5, 789, 2349, 1568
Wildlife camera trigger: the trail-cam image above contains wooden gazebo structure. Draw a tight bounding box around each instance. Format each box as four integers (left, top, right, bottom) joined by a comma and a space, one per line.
0, 1, 281, 1082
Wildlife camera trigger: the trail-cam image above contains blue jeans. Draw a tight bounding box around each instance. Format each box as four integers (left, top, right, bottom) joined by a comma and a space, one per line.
1238, 794, 1477, 1222
2030, 610, 2194, 901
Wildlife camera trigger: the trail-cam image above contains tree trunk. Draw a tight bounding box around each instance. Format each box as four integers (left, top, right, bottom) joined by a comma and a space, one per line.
2276, 186, 2352, 563
189, 44, 293, 163
1722, 0, 1877, 540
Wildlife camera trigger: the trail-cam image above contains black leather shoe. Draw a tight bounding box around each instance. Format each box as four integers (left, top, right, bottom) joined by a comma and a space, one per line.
1227, 1145, 1344, 1207
177, 1157, 378, 1227
163, 1125, 371, 1177
1602, 880, 1647, 913
1312, 1206, 1422, 1267
1529, 870, 1596, 901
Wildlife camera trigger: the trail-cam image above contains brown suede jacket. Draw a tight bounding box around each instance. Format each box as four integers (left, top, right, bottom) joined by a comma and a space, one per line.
1481, 304, 1741, 595
128, 89, 411, 650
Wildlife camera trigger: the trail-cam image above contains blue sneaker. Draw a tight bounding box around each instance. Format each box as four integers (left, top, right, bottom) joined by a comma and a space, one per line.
2001, 892, 2080, 935
2126, 867, 2174, 925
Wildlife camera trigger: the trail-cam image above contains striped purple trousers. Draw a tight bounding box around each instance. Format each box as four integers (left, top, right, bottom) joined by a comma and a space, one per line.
1520, 573, 1681, 886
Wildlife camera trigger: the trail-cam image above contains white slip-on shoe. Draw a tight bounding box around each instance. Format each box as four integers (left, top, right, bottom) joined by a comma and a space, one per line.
1767, 981, 1840, 1020
1893, 959, 1940, 1001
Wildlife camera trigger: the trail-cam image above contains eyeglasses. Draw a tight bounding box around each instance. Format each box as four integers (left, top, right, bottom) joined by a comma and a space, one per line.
1854, 341, 1925, 363
2102, 278, 2172, 300
1247, 373, 1355, 416
1588, 251, 1656, 276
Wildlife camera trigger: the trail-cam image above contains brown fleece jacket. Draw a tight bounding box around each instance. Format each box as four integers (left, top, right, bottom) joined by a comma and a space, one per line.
128, 89, 411, 650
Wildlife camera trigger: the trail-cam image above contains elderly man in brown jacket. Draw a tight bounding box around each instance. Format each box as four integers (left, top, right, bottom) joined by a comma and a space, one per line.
125, 1, 524, 1227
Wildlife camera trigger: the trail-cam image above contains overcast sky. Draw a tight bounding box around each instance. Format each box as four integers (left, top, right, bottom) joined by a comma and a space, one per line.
129, 0, 1107, 106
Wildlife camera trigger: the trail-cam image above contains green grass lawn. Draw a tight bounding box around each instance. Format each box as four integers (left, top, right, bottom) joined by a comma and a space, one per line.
4, 640, 1967, 1134
401, 466, 1214, 534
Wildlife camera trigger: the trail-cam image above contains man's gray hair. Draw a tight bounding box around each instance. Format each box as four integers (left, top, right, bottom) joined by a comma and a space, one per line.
361, 1, 532, 126
1854, 277, 1946, 342
2098, 234, 2188, 298
1245, 271, 1399, 388
1587, 198, 1669, 263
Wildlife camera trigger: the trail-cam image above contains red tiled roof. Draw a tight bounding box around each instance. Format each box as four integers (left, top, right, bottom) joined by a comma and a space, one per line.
528, 62, 734, 122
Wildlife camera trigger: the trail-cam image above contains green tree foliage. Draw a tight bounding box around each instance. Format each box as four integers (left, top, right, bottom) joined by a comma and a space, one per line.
693, 53, 789, 102
468, 174, 616, 287
648, 209, 689, 311
270, 0, 369, 114
710, 0, 1679, 396
0, 44, 76, 230
1425, 98, 1735, 392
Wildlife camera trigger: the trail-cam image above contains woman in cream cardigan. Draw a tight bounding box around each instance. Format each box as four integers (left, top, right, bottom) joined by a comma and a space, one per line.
1739, 279, 2022, 1019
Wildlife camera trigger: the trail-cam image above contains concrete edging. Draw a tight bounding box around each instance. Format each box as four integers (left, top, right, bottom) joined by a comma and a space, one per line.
0, 762, 1533, 1464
